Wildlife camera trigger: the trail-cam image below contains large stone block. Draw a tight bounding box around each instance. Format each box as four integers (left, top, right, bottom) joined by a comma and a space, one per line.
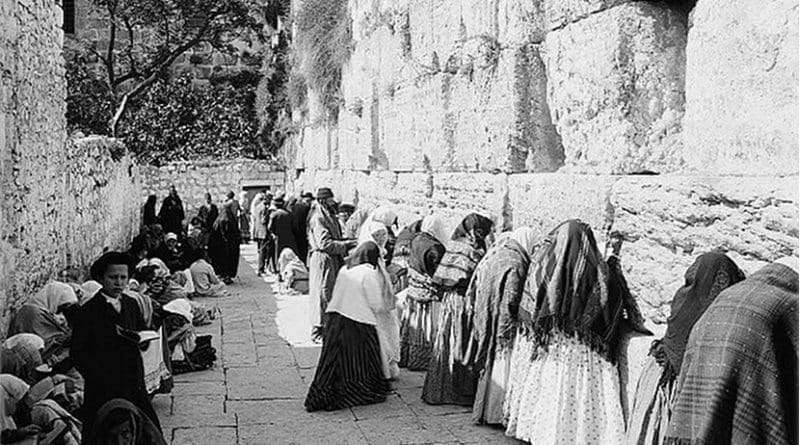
542, 3, 686, 174
544, 0, 628, 31
682, 0, 799, 175
609, 175, 799, 321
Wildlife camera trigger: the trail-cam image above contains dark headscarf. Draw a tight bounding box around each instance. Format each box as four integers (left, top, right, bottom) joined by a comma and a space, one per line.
519, 219, 648, 363
347, 241, 380, 269
84, 399, 167, 445
395, 219, 423, 256
451, 213, 494, 250
653, 252, 745, 379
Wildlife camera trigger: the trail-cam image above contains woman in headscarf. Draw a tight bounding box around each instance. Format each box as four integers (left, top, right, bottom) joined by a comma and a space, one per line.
364, 206, 398, 262
664, 259, 798, 445
208, 201, 241, 283
625, 252, 745, 445
278, 248, 309, 294
1, 374, 40, 443
393, 219, 423, 266
304, 241, 392, 411
343, 207, 372, 240
8, 282, 78, 369
358, 222, 401, 380
461, 227, 537, 425
141, 195, 158, 228
249, 191, 265, 241
83, 399, 166, 445
503, 220, 650, 444
1, 334, 45, 385
422, 213, 494, 406
399, 214, 448, 370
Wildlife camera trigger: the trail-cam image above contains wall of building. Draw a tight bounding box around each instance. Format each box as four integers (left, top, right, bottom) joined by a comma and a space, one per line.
140, 159, 286, 218
0, 0, 142, 334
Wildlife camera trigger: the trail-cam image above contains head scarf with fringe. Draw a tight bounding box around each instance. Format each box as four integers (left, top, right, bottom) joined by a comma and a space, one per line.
451, 213, 494, 251
519, 219, 649, 363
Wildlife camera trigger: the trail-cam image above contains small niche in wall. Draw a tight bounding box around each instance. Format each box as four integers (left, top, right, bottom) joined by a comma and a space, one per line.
63, 0, 76, 34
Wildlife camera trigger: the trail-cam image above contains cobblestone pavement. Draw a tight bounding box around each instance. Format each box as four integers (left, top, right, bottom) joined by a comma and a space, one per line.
154, 244, 522, 444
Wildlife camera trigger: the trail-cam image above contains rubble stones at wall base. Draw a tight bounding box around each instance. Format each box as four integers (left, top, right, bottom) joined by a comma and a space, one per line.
291, 169, 798, 325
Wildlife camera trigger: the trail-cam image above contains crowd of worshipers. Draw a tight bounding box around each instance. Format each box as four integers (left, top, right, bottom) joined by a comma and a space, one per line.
1, 186, 239, 444
297, 186, 798, 445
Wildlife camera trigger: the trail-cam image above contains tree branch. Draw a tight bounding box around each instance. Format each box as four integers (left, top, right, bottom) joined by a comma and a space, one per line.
106, 2, 117, 88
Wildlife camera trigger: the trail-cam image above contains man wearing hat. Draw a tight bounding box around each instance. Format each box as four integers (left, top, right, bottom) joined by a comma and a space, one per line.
291, 192, 314, 265
268, 193, 298, 280
307, 187, 357, 341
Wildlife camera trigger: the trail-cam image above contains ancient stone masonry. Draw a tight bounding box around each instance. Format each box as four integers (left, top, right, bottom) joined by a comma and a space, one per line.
1, 0, 142, 333
141, 159, 286, 217
280, 0, 799, 328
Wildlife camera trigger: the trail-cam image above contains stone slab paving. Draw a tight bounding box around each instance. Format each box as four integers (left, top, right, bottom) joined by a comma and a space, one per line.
154, 244, 522, 444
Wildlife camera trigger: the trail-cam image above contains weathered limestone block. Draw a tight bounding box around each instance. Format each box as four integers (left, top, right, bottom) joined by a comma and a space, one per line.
610, 175, 799, 322
430, 172, 508, 233
544, 0, 628, 31
507, 173, 615, 246
683, 0, 799, 175
542, 3, 686, 174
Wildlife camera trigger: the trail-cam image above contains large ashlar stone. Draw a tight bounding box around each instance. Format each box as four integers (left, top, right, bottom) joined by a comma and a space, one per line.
544, 0, 628, 31
542, 3, 687, 174
682, 0, 799, 175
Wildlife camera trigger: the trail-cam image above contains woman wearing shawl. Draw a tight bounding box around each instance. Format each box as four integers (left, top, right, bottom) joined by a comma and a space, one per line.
8, 282, 78, 369
393, 219, 423, 266
363, 207, 398, 262
503, 220, 650, 444
358, 222, 402, 380
304, 241, 392, 411
422, 213, 494, 406
278, 248, 309, 293
664, 259, 798, 445
1, 334, 45, 385
626, 252, 744, 445
399, 215, 448, 370
84, 399, 166, 445
307, 188, 358, 340
1, 374, 41, 443
343, 207, 372, 240
208, 201, 241, 283
461, 227, 537, 424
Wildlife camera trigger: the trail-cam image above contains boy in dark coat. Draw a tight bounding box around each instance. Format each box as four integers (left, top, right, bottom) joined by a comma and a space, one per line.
71, 252, 161, 433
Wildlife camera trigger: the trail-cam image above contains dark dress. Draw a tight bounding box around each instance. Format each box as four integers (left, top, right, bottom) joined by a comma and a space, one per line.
291, 201, 311, 263
142, 202, 158, 226
70, 292, 160, 431
158, 195, 185, 235
208, 208, 241, 279
269, 208, 298, 263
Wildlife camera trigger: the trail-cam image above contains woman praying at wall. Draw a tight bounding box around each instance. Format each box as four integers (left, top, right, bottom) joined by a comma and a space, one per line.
399, 215, 448, 371
70, 252, 161, 433
461, 227, 537, 425
625, 252, 745, 445
421, 213, 494, 406
503, 220, 650, 444
665, 259, 798, 445
304, 241, 392, 411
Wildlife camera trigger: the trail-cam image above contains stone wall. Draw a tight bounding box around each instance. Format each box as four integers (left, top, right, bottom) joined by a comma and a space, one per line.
0, 0, 142, 333
141, 159, 287, 217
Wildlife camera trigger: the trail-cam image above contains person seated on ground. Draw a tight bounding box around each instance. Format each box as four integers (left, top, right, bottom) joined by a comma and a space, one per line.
186, 216, 206, 251
8, 282, 78, 375
2, 373, 83, 445
152, 232, 189, 273
1, 334, 45, 385
83, 399, 166, 445
304, 241, 392, 412
278, 248, 309, 294
70, 252, 161, 432
188, 247, 229, 298
127, 234, 150, 264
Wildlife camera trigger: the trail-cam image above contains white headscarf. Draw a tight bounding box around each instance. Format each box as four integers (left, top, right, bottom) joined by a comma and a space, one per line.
79, 280, 102, 306
510, 227, 537, 256
420, 215, 448, 245
3, 333, 44, 351
1, 374, 30, 431
27, 282, 78, 314
370, 206, 397, 228
358, 221, 389, 254
163, 299, 194, 323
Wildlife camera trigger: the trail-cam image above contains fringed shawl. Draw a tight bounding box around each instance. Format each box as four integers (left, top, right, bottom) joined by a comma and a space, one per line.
395, 220, 423, 257
665, 263, 798, 445
463, 238, 530, 369
518, 219, 645, 363
409, 232, 445, 277
432, 240, 485, 291
653, 252, 745, 383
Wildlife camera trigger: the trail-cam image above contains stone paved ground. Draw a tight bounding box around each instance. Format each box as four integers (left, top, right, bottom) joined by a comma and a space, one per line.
153, 244, 523, 444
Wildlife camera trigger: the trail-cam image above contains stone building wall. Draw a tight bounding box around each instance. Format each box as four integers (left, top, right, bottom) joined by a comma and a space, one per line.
141, 159, 286, 217
0, 0, 142, 333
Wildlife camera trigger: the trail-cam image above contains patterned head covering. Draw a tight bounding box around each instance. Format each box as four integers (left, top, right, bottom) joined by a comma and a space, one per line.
451, 213, 494, 250
1, 374, 30, 427
655, 252, 745, 377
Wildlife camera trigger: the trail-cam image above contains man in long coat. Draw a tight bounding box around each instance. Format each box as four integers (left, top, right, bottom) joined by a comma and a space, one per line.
158, 186, 185, 236
307, 187, 356, 341
291, 192, 313, 264
268, 194, 297, 276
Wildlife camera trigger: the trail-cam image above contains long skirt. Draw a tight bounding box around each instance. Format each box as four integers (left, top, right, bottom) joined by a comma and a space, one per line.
304, 312, 390, 411
503, 332, 625, 444
625, 356, 675, 445
399, 299, 440, 371
472, 346, 512, 425
421, 290, 477, 406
